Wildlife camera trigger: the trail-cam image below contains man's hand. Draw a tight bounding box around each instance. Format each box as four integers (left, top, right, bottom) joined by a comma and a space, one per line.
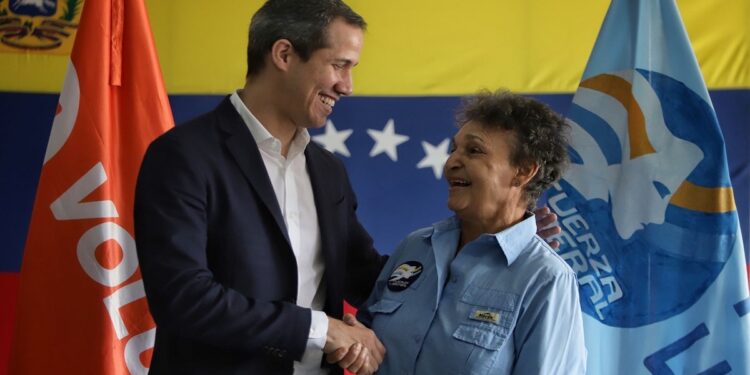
327, 342, 371, 375
534, 206, 561, 249
324, 313, 385, 375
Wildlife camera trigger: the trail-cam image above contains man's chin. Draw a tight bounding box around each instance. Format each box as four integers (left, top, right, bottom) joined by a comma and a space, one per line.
307, 116, 328, 128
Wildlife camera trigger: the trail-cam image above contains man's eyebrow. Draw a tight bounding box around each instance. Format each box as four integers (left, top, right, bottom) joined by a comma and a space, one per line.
333, 58, 357, 67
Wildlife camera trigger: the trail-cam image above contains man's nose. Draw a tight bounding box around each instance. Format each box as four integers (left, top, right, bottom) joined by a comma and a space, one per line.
335, 70, 353, 96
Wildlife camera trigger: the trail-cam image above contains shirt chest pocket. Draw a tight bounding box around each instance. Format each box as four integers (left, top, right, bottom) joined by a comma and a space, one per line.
452, 286, 519, 373
368, 298, 403, 315
367, 298, 403, 338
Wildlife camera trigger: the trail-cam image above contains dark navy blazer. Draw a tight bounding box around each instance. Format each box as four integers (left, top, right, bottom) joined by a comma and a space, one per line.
134, 97, 386, 374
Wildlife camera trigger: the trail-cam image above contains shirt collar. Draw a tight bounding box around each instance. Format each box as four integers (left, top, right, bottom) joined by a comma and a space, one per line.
229, 91, 310, 157
422, 213, 537, 266
491, 213, 537, 265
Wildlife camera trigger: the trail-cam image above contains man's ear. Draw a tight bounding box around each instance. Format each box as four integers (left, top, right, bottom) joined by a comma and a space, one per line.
515, 160, 540, 187
270, 39, 294, 71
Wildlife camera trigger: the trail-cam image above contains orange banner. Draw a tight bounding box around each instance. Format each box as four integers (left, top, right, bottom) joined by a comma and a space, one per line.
9, 0, 172, 373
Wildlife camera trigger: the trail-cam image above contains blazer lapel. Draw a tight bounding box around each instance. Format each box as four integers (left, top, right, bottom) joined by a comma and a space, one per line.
306, 144, 346, 314
215, 97, 291, 246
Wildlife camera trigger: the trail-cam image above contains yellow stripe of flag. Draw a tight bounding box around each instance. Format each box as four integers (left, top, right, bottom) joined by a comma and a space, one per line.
1, 0, 748, 94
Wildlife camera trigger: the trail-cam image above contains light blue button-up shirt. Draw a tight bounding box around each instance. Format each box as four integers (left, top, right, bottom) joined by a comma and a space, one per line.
361, 215, 586, 375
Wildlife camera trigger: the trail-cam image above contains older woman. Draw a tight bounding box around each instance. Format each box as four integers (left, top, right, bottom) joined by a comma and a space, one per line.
359, 90, 586, 374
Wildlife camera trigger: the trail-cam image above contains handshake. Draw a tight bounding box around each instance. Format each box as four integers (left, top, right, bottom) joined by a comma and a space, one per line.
324, 313, 385, 375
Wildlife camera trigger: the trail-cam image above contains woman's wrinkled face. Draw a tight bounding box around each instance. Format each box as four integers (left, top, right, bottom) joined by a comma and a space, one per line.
444, 121, 523, 225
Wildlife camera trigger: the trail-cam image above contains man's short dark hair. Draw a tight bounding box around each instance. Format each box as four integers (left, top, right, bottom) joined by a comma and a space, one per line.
456, 89, 570, 210
246, 0, 366, 77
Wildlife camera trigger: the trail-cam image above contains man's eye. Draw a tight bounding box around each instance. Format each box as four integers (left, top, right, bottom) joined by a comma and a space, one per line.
470, 147, 483, 154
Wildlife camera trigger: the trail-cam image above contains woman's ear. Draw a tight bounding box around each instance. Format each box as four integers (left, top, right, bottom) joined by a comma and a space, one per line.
515, 161, 540, 187
270, 39, 294, 71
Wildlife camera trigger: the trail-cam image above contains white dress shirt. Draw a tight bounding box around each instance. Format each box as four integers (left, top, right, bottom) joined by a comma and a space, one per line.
230, 92, 329, 375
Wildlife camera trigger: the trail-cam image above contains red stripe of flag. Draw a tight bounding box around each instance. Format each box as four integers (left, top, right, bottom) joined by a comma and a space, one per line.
0, 273, 19, 375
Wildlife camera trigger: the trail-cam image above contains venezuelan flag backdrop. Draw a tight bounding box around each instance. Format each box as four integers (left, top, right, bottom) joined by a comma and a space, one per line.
1, 0, 748, 373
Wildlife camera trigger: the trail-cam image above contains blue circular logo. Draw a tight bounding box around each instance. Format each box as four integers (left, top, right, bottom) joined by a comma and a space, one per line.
387, 261, 423, 292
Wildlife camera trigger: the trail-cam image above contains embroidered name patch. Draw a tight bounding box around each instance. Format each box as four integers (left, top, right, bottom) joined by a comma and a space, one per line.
470, 309, 501, 324
387, 261, 423, 291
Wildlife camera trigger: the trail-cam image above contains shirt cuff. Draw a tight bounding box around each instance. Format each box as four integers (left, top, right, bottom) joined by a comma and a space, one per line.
308, 310, 329, 351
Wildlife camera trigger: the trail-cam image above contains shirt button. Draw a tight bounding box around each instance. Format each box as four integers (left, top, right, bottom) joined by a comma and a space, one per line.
450, 276, 458, 283
413, 334, 422, 343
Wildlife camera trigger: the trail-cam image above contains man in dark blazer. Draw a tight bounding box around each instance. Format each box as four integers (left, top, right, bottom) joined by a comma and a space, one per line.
134, 1, 386, 374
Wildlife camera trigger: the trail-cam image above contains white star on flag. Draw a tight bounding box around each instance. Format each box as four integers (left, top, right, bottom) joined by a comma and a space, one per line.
312, 120, 353, 157
367, 118, 409, 161
417, 138, 450, 179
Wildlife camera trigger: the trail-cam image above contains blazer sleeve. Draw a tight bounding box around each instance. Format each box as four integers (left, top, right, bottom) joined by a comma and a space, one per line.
339, 162, 389, 308
134, 133, 310, 361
